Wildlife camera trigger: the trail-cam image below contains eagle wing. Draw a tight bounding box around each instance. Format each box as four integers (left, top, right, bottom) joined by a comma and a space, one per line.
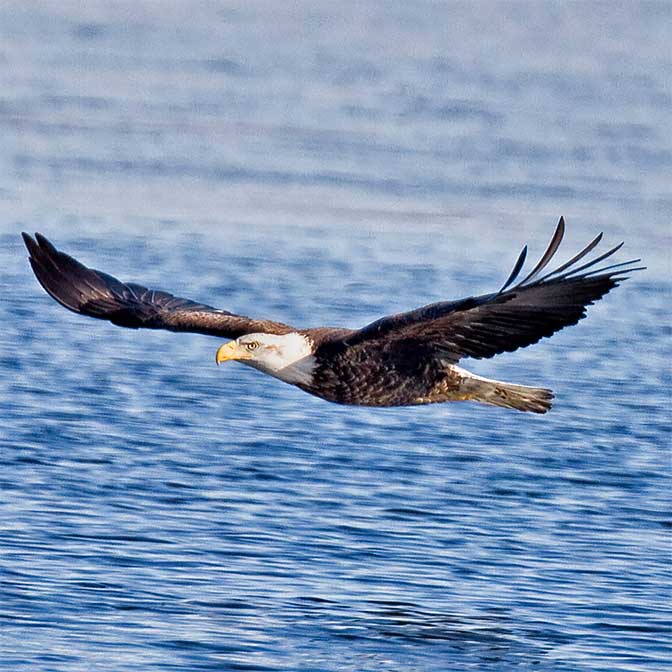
338, 218, 644, 362
22, 232, 295, 338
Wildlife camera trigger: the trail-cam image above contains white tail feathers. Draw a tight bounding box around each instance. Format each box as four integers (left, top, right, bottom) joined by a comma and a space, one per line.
454, 366, 554, 414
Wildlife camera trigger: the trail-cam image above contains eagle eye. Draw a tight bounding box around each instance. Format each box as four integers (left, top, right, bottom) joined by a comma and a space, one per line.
245, 341, 260, 351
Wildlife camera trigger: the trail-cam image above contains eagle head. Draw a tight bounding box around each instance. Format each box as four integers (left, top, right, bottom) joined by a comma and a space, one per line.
215, 332, 315, 384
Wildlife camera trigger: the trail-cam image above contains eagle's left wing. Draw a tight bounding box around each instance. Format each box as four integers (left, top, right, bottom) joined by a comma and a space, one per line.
341, 218, 644, 363
22, 233, 295, 338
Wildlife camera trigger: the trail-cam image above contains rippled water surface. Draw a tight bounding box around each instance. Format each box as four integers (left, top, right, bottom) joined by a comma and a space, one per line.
1, 2, 670, 671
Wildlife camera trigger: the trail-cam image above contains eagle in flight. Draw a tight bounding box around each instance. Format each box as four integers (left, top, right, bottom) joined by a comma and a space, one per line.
22, 218, 642, 413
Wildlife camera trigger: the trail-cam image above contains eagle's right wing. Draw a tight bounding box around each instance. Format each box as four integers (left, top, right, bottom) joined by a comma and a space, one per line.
22, 233, 295, 339
339, 218, 644, 363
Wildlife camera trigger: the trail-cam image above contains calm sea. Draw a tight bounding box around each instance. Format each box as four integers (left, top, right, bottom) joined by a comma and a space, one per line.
1, 2, 670, 670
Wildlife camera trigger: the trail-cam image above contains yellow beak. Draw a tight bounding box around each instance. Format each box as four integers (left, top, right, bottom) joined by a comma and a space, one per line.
215, 341, 239, 365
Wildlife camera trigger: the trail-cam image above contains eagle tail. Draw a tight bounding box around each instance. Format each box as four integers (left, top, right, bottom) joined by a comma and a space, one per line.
455, 367, 554, 414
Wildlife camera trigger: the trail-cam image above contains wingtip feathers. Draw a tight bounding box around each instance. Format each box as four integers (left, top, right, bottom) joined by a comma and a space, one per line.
503, 217, 643, 291
21, 231, 39, 257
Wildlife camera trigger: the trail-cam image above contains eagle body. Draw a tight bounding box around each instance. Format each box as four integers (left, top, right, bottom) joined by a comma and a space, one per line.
224, 329, 552, 411
22, 218, 642, 413
302, 332, 450, 406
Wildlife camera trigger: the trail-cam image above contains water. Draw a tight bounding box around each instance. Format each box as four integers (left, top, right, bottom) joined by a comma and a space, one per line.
1, 2, 670, 670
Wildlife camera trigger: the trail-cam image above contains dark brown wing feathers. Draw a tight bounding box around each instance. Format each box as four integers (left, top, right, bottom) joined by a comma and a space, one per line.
340, 217, 643, 362
511, 214, 565, 286
22, 232, 294, 339
23, 219, 642, 363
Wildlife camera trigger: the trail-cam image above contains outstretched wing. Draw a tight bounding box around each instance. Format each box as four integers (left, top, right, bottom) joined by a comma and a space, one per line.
337, 218, 644, 362
22, 233, 295, 338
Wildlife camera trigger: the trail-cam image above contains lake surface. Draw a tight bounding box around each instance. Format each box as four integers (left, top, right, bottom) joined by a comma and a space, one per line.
1, 2, 670, 670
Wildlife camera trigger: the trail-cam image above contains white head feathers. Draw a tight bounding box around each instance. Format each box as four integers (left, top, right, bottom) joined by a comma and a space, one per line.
234, 332, 316, 385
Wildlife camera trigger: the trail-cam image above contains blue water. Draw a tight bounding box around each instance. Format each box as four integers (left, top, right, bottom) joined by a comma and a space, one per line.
1, 2, 670, 670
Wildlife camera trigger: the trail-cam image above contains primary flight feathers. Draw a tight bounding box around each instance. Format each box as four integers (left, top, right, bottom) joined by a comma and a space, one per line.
22, 218, 643, 412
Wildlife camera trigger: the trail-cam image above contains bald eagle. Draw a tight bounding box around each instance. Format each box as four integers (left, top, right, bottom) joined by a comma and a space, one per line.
22, 218, 642, 413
